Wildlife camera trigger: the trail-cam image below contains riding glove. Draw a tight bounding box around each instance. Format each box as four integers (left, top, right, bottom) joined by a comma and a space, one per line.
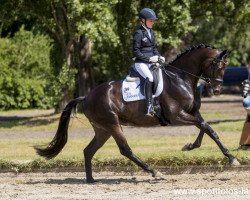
149, 55, 159, 63
159, 56, 165, 63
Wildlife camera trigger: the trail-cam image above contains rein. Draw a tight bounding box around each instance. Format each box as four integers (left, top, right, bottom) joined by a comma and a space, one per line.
162, 63, 211, 84
160, 58, 225, 84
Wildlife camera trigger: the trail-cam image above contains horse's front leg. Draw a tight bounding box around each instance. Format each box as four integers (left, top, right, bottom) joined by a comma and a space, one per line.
198, 121, 240, 165
173, 110, 240, 165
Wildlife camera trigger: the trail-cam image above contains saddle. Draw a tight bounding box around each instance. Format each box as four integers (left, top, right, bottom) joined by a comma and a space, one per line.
125, 64, 169, 126
127, 64, 160, 96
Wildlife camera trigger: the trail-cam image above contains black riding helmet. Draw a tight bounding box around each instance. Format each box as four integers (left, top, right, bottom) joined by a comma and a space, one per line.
139, 8, 158, 20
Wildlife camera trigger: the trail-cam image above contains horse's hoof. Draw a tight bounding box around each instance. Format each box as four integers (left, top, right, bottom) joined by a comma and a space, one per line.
86, 178, 98, 184
230, 158, 241, 166
152, 170, 164, 179
182, 143, 193, 151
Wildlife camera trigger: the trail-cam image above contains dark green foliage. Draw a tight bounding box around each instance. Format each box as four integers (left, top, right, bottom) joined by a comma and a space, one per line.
0, 28, 53, 109
0, 0, 249, 109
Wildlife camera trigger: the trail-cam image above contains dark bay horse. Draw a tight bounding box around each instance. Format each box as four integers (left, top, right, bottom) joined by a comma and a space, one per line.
35, 44, 240, 183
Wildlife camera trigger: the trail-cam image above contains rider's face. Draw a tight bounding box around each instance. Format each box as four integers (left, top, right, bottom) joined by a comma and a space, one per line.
145, 19, 154, 28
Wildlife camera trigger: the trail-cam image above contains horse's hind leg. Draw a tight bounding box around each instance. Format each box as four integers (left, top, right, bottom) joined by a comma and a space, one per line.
84, 126, 111, 183
182, 112, 205, 151
182, 130, 205, 151
110, 125, 161, 177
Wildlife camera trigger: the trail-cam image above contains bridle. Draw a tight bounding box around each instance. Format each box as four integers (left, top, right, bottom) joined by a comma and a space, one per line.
204, 58, 227, 84
160, 57, 226, 85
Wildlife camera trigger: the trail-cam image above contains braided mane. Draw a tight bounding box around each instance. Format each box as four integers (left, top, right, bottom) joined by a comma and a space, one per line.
169, 44, 217, 64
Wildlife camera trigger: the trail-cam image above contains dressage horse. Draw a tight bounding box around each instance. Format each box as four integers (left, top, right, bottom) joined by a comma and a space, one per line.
35, 44, 240, 183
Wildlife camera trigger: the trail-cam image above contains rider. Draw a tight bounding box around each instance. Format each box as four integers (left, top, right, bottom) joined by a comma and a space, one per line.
133, 8, 165, 116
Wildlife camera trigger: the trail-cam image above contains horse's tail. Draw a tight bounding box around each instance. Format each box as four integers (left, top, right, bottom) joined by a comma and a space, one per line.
34, 96, 86, 159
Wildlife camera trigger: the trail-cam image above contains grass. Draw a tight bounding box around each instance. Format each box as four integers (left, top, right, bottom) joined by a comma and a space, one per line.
0, 133, 249, 172
0, 109, 52, 115
201, 112, 233, 120
212, 120, 245, 132
0, 109, 249, 171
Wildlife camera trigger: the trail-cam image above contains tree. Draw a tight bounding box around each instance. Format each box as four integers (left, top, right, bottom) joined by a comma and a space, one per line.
104, 0, 196, 78
189, 0, 250, 65
1, 0, 249, 111
14, 0, 119, 110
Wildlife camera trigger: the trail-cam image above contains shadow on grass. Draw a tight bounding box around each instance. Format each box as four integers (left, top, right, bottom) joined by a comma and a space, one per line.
207, 118, 244, 124
0, 113, 58, 128
0, 115, 243, 127
201, 100, 242, 103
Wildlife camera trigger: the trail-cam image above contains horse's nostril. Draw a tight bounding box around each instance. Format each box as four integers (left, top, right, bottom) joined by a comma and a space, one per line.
214, 89, 220, 95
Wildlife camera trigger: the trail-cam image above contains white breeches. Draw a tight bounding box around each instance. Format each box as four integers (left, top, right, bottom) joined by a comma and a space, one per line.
134, 63, 153, 82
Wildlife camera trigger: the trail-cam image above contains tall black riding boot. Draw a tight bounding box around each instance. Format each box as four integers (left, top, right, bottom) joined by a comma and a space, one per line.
145, 78, 154, 116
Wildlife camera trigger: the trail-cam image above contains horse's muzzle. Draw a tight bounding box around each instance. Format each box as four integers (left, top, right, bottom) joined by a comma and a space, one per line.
213, 87, 221, 95
214, 90, 220, 95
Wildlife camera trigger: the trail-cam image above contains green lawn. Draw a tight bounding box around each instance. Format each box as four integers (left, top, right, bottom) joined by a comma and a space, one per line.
0, 133, 249, 171
0, 133, 247, 161
0, 109, 249, 171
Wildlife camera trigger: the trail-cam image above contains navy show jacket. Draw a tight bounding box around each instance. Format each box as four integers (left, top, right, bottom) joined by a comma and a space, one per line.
132, 25, 160, 63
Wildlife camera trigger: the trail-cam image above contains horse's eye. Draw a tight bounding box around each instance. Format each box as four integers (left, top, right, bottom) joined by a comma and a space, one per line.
217, 64, 223, 69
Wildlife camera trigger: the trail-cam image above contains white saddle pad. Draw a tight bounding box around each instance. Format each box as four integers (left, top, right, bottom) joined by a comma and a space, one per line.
122, 69, 163, 102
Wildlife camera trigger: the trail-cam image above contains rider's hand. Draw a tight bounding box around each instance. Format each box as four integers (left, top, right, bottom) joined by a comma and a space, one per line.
159, 56, 165, 63
149, 55, 159, 63
155, 63, 160, 68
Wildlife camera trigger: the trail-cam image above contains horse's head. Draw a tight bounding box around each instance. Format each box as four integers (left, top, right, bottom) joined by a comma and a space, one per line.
202, 50, 228, 95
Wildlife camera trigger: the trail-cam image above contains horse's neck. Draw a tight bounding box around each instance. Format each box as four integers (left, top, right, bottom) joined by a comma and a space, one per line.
171, 56, 203, 87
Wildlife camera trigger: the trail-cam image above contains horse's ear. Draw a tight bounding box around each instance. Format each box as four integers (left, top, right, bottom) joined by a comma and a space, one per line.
218, 50, 229, 59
